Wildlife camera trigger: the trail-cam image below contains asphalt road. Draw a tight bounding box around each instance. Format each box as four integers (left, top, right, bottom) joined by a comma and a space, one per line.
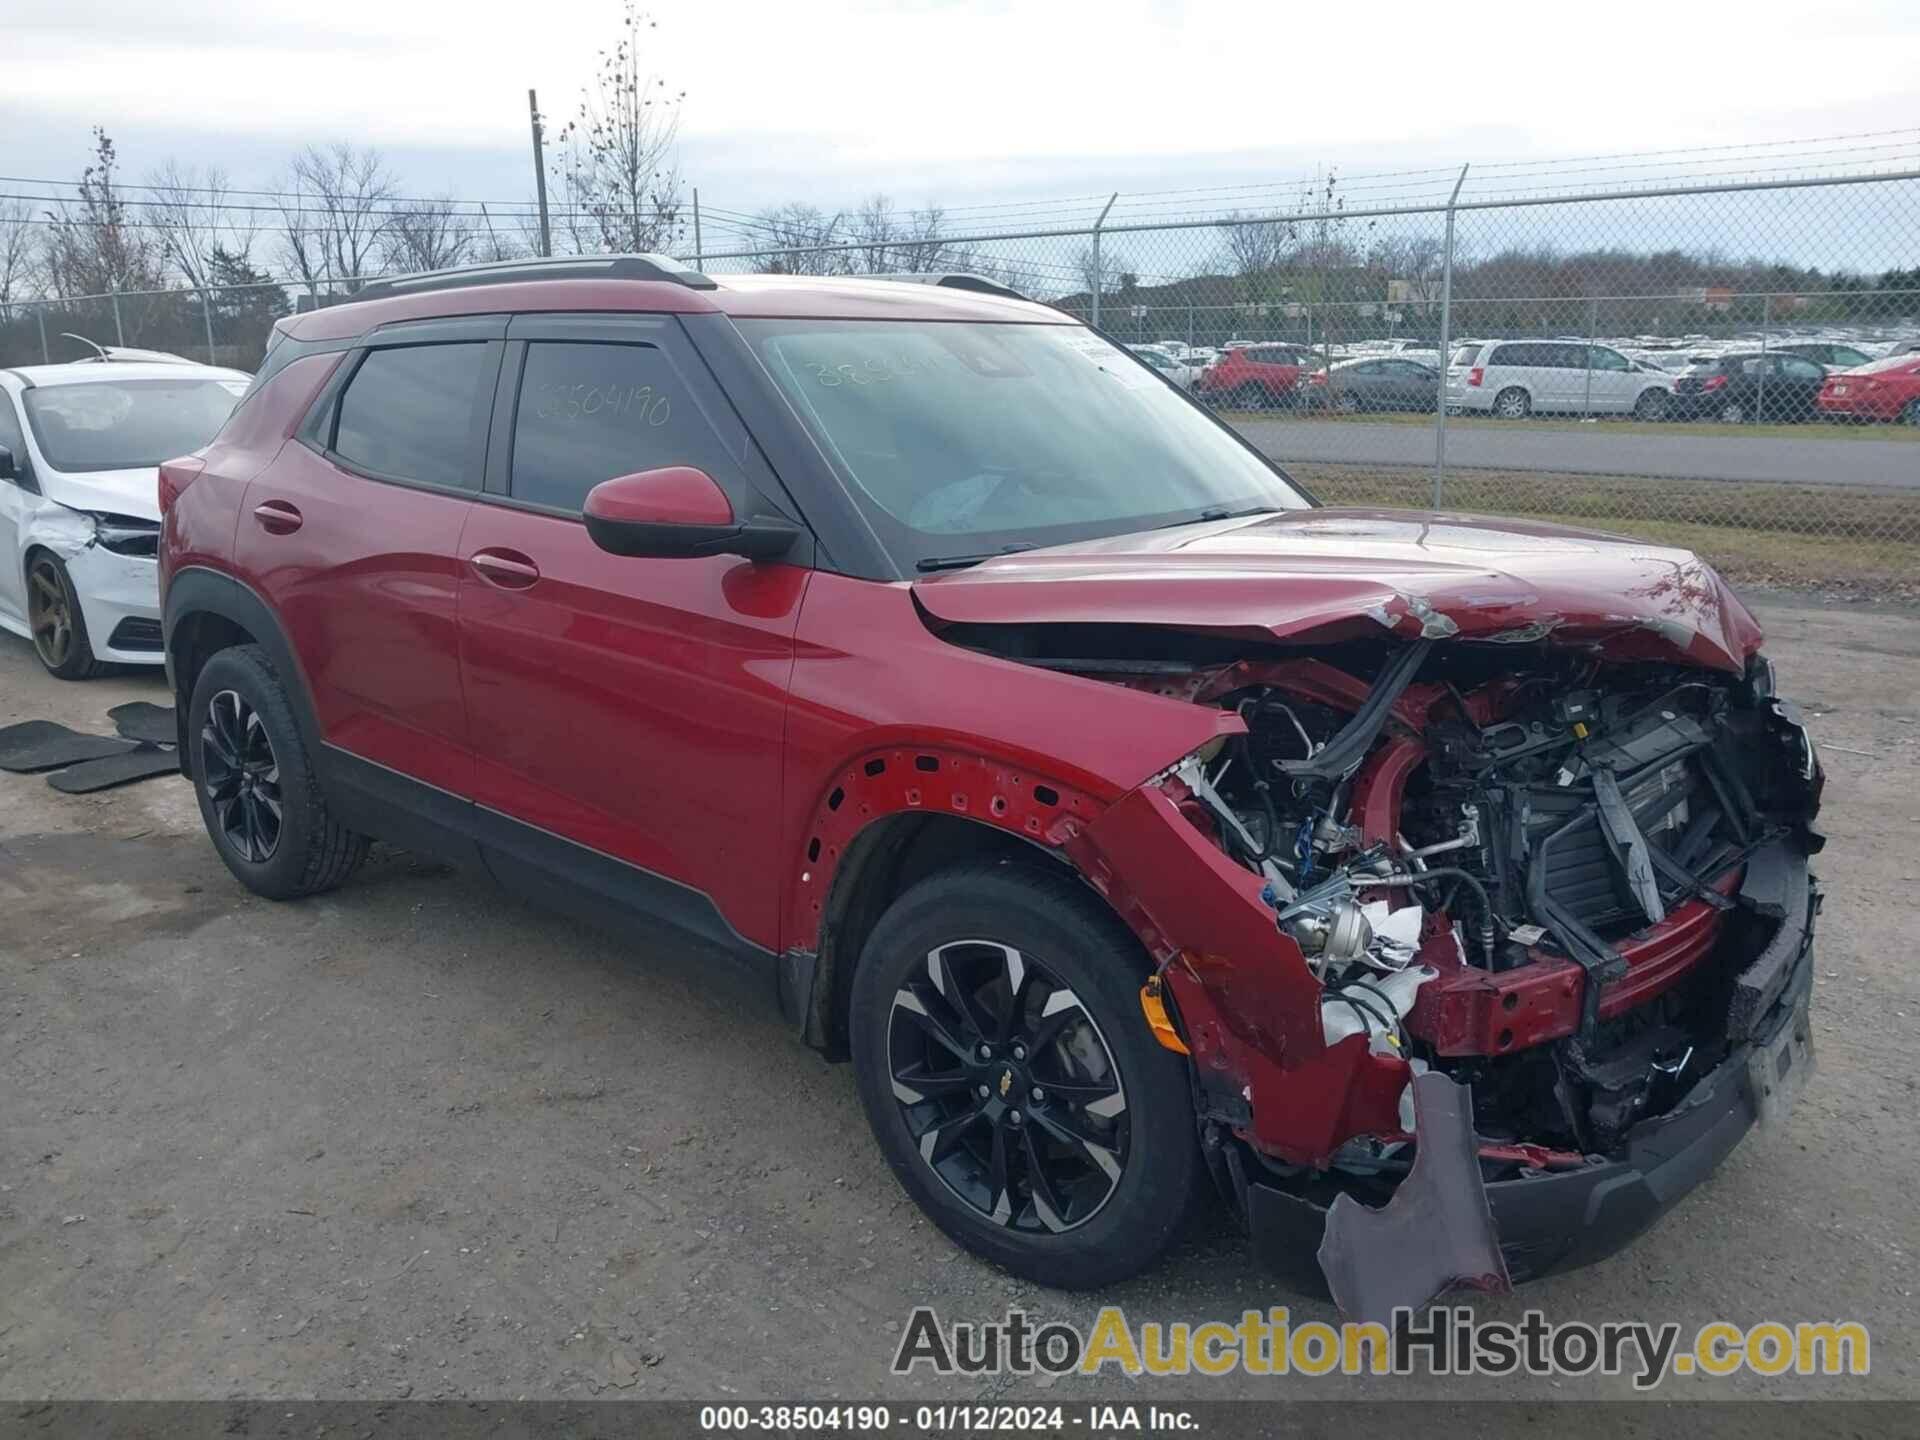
2, 599, 1917, 1404
1233, 416, 1920, 488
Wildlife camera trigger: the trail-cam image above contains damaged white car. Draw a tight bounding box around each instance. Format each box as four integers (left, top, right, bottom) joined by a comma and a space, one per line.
0, 359, 249, 678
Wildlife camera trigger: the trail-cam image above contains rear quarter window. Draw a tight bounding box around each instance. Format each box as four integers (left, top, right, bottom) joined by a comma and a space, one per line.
331, 342, 493, 490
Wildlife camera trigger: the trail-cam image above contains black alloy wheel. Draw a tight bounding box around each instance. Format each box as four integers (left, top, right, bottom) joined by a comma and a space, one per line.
886, 938, 1128, 1235
200, 688, 283, 863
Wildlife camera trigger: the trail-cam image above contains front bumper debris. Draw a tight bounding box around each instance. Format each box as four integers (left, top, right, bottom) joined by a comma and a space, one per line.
1248, 891, 1815, 1300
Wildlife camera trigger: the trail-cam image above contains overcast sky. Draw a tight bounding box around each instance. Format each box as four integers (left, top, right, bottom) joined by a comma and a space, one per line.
9, 0, 1920, 250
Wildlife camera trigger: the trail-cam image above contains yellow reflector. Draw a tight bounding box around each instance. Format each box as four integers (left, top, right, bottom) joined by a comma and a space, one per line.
1140, 976, 1189, 1055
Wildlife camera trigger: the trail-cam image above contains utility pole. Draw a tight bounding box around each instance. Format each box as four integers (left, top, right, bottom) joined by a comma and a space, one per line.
528, 89, 552, 258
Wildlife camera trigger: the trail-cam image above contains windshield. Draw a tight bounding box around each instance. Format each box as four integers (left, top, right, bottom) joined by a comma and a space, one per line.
23, 377, 245, 472
740, 319, 1309, 567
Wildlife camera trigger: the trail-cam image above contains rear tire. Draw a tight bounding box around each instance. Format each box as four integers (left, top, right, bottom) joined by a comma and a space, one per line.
1492, 387, 1531, 419
1632, 389, 1670, 421
1230, 382, 1264, 410
25, 551, 107, 680
849, 862, 1201, 1289
1718, 400, 1748, 424
188, 644, 369, 900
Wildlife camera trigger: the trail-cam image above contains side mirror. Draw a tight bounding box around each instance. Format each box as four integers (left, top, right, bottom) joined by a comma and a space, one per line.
583, 466, 799, 562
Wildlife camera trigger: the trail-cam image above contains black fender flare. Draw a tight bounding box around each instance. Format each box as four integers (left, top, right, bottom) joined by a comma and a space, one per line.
162, 565, 324, 759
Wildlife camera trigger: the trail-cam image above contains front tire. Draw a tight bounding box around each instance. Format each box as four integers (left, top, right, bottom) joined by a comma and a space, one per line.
850, 863, 1201, 1289
26, 551, 106, 680
188, 644, 369, 900
1633, 389, 1670, 421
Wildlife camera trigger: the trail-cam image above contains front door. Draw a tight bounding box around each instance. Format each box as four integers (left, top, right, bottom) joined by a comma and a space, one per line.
455, 315, 809, 953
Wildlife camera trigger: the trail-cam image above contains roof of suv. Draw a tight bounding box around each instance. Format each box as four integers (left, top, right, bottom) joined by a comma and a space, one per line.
282, 262, 1068, 344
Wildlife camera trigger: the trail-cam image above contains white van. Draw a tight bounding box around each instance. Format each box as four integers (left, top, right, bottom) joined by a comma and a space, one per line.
1445, 340, 1674, 420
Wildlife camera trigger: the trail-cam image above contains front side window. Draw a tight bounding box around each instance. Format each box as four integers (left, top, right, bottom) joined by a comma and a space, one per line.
1589, 347, 1630, 372
332, 343, 492, 489
22, 378, 245, 473
741, 319, 1309, 568
508, 341, 741, 513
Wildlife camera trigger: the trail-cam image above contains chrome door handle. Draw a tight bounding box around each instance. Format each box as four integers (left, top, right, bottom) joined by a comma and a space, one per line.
470, 549, 540, 589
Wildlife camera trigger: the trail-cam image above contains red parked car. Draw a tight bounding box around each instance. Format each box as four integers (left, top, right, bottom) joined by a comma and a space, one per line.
158, 258, 1822, 1314
1194, 343, 1314, 408
1814, 352, 1920, 425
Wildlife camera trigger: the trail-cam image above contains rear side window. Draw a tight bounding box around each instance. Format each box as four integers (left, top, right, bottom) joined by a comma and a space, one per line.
333, 343, 493, 490
1489, 343, 1535, 367
1450, 344, 1481, 366
508, 341, 739, 513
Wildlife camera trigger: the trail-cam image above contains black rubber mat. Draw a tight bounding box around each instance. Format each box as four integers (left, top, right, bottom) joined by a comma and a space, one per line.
0, 720, 137, 773
46, 746, 180, 793
108, 701, 177, 746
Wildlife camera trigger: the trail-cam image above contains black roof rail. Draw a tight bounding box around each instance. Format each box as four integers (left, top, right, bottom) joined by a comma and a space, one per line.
352, 253, 718, 302
861, 272, 1028, 301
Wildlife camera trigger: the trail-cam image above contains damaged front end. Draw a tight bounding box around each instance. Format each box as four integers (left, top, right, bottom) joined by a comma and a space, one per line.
1006, 613, 1823, 1317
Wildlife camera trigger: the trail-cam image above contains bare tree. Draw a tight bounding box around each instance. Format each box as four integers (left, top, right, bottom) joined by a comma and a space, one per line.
383, 198, 475, 274
0, 197, 35, 322
41, 128, 163, 301
1372, 233, 1447, 319
847, 195, 948, 274
1216, 211, 1295, 296
552, 2, 686, 253
748, 203, 845, 274
148, 161, 255, 293
473, 205, 527, 264
275, 143, 397, 298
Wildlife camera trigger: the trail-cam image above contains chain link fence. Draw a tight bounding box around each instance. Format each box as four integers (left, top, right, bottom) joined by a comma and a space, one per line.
698, 168, 1920, 592
4, 167, 1916, 591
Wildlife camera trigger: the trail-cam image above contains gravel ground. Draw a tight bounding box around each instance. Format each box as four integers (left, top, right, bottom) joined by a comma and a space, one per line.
1, 593, 1916, 1403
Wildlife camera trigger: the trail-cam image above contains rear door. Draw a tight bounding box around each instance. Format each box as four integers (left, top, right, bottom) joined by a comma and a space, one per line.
236, 318, 501, 798
455, 314, 809, 953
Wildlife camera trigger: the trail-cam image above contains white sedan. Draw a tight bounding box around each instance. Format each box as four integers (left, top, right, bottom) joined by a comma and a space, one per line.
1130, 347, 1201, 390
0, 358, 249, 678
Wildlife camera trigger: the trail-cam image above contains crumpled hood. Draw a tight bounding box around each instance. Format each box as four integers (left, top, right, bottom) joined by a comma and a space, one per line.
912, 508, 1764, 672
38, 466, 162, 523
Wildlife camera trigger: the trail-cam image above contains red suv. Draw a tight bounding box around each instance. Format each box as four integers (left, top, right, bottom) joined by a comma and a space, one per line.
159, 257, 1823, 1311
1195, 343, 1314, 408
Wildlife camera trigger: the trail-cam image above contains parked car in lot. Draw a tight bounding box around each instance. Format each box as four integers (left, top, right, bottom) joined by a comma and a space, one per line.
1444, 340, 1674, 419
1195, 343, 1314, 407
1670, 352, 1828, 424
1773, 341, 1876, 370
1814, 352, 1920, 425
0, 356, 249, 677
157, 256, 1824, 1308
1304, 356, 1438, 413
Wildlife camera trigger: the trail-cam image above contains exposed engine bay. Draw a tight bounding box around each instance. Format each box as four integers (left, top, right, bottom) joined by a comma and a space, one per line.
952, 617, 1825, 1313
1165, 639, 1822, 1160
